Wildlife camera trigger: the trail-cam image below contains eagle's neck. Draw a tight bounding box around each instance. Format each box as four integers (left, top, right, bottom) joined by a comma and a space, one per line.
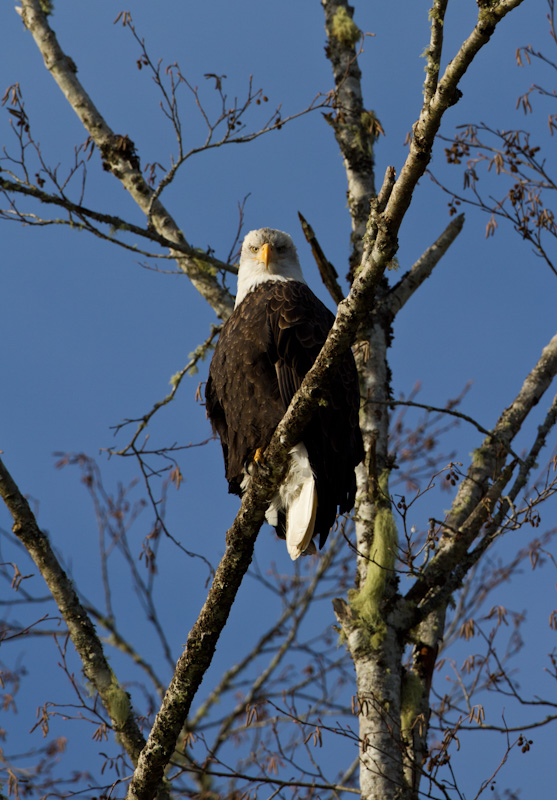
235, 270, 305, 308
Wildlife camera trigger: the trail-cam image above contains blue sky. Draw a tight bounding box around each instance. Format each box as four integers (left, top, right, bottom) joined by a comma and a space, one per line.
1, 1, 556, 796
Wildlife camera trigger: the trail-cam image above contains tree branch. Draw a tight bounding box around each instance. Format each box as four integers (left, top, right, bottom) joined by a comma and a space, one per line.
0, 174, 237, 273
0, 456, 148, 767
406, 331, 557, 611
298, 211, 344, 305
322, 0, 377, 271
374, 0, 526, 261
383, 214, 465, 319
19, 0, 234, 318
423, 0, 449, 106
124, 496, 266, 800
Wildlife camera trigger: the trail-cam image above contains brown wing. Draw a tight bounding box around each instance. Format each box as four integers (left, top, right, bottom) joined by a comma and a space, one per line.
206, 284, 284, 494
266, 281, 336, 409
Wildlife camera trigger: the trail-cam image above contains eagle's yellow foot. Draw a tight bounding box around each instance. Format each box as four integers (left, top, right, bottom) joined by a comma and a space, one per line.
253, 447, 265, 465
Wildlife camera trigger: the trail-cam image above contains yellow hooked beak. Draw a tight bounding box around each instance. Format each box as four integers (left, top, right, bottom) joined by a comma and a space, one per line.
259, 242, 272, 269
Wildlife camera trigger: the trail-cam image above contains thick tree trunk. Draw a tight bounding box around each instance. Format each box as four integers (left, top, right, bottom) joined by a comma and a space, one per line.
356, 631, 405, 799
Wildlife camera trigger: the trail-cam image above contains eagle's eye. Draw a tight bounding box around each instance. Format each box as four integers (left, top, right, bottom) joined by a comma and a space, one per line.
248, 245, 259, 254
277, 245, 286, 254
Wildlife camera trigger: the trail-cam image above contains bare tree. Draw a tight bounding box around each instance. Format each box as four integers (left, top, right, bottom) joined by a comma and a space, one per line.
1, 2, 556, 799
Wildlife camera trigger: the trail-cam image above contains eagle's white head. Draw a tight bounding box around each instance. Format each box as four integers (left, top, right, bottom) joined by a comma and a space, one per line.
235, 228, 306, 307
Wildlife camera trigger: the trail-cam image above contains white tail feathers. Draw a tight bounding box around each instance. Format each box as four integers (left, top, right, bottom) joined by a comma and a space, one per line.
285, 464, 317, 559
246, 442, 318, 560
276, 443, 317, 560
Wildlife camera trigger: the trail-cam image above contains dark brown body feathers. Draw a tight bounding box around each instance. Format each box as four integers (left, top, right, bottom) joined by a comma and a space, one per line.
206, 281, 363, 549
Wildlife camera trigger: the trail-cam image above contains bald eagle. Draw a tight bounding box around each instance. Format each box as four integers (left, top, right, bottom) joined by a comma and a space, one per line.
206, 228, 363, 559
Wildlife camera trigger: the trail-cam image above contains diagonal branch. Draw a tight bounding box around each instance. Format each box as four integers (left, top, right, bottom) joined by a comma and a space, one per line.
0, 456, 148, 767
298, 211, 344, 305
19, 0, 234, 319
406, 331, 557, 612
383, 214, 465, 319
440, 388, 557, 601
372, 0, 526, 266
0, 174, 237, 272
123, 496, 266, 800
